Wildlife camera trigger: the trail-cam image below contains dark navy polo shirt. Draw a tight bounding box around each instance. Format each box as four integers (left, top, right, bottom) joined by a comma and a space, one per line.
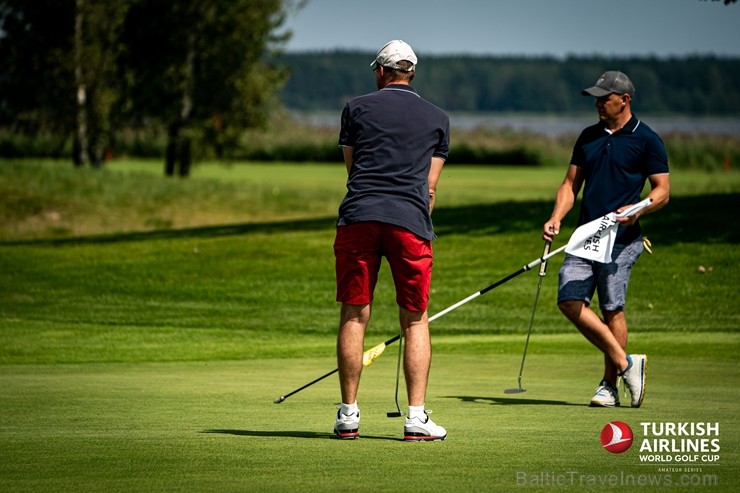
337, 84, 450, 241
571, 115, 669, 244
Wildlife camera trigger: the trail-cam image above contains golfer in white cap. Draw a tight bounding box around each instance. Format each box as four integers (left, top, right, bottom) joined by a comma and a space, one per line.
333, 39, 450, 441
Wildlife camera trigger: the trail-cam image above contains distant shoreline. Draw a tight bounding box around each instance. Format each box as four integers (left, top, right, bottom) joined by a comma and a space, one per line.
292, 111, 740, 137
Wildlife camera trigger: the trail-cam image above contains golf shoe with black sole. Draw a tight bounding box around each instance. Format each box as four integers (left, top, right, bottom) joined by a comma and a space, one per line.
404, 413, 446, 442
333, 410, 360, 440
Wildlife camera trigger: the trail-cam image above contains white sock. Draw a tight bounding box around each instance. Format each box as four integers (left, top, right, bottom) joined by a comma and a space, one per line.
341, 402, 358, 415
408, 405, 425, 419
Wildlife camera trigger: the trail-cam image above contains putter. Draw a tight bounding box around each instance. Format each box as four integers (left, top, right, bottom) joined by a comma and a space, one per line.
386, 333, 405, 417
505, 240, 551, 394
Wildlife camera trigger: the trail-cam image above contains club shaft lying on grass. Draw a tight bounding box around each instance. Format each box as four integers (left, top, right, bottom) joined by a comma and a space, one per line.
274, 245, 566, 404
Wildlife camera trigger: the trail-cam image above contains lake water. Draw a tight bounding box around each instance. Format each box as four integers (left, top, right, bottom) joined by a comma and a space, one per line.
298, 111, 740, 138
448, 114, 740, 138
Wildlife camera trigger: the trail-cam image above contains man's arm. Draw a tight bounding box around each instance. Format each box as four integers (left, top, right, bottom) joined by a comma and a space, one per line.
428, 157, 445, 214
341, 146, 354, 175
617, 173, 670, 225
645, 173, 670, 211
543, 164, 584, 242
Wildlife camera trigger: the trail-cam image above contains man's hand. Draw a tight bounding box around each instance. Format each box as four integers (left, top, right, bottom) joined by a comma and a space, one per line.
542, 222, 558, 243
615, 204, 640, 226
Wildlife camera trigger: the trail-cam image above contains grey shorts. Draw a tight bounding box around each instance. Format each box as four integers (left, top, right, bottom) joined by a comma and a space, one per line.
557, 237, 644, 312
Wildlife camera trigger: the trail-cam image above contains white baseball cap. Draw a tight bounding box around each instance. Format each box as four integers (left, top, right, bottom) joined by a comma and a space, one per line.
370, 40, 417, 72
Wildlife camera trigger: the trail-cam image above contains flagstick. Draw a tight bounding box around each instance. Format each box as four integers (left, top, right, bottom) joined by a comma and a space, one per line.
275, 199, 655, 403
430, 244, 568, 321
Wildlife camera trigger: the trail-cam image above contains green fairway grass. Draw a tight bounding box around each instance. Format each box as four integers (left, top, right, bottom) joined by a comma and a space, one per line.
1, 347, 737, 492
1, 159, 739, 491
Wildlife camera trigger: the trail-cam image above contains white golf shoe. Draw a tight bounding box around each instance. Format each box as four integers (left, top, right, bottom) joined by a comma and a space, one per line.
333, 409, 360, 440
620, 354, 647, 407
590, 380, 620, 407
404, 413, 447, 442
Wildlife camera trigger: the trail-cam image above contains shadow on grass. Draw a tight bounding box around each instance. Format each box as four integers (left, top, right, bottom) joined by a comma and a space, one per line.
200, 429, 399, 441
447, 395, 583, 407
1, 217, 338, 246
4, 194, 737, 246
433, 193, 740, 245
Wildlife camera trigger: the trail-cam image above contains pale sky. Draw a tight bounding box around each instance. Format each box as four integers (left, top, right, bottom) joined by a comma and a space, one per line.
283, 0, 740, 58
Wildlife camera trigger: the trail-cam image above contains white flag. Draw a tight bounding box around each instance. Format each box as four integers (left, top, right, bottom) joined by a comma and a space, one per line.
565, 198, 652, 263
565, 214, 618, 263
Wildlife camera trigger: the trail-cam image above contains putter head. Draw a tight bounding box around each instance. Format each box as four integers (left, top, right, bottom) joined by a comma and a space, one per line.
274, 396, 285, 404
504, 387, 526, 394
386, 411, 405, 418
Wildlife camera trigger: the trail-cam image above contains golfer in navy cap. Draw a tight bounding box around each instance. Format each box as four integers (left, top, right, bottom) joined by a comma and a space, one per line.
543, 71, 671, 408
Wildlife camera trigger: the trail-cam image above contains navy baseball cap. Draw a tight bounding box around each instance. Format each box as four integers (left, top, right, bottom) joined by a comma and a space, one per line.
581, 71, 635, 97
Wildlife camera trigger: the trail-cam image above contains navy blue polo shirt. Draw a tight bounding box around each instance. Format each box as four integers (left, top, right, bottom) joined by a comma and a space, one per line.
337, 84, 450, 241
571, 115, 669, 244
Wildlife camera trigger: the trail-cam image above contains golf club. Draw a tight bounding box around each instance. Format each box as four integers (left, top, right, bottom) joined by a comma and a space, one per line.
273, 198, 654, 404
272, 248, 558, 405
505, 240, 551, 394
272, 246, 555, 405
386, 332, 405, 417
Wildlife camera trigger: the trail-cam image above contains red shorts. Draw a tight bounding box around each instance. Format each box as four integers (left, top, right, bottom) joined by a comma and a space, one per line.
334, 222, 433, 312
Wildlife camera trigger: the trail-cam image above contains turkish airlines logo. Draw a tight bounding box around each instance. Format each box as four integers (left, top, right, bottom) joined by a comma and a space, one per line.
601, 421, 634, 454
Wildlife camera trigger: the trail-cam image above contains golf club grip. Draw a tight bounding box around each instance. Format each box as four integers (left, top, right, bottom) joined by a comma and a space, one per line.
362, 334, 401, 365
538, 241, 552, 276
362, 334, 402, 366
363, 340, 388, 366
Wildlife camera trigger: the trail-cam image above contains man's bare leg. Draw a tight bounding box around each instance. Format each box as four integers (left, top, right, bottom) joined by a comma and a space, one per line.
559, 300, 629, 372
400, 308, 430, 407
337, 303, 370, 404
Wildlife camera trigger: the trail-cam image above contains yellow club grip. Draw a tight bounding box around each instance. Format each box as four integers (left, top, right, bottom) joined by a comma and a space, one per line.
362, 342, 387, 367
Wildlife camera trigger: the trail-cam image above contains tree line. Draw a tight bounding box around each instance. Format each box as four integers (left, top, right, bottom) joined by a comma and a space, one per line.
278, 52, 740, 116
0, 0, 301, 175
1, 1, 738, 172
